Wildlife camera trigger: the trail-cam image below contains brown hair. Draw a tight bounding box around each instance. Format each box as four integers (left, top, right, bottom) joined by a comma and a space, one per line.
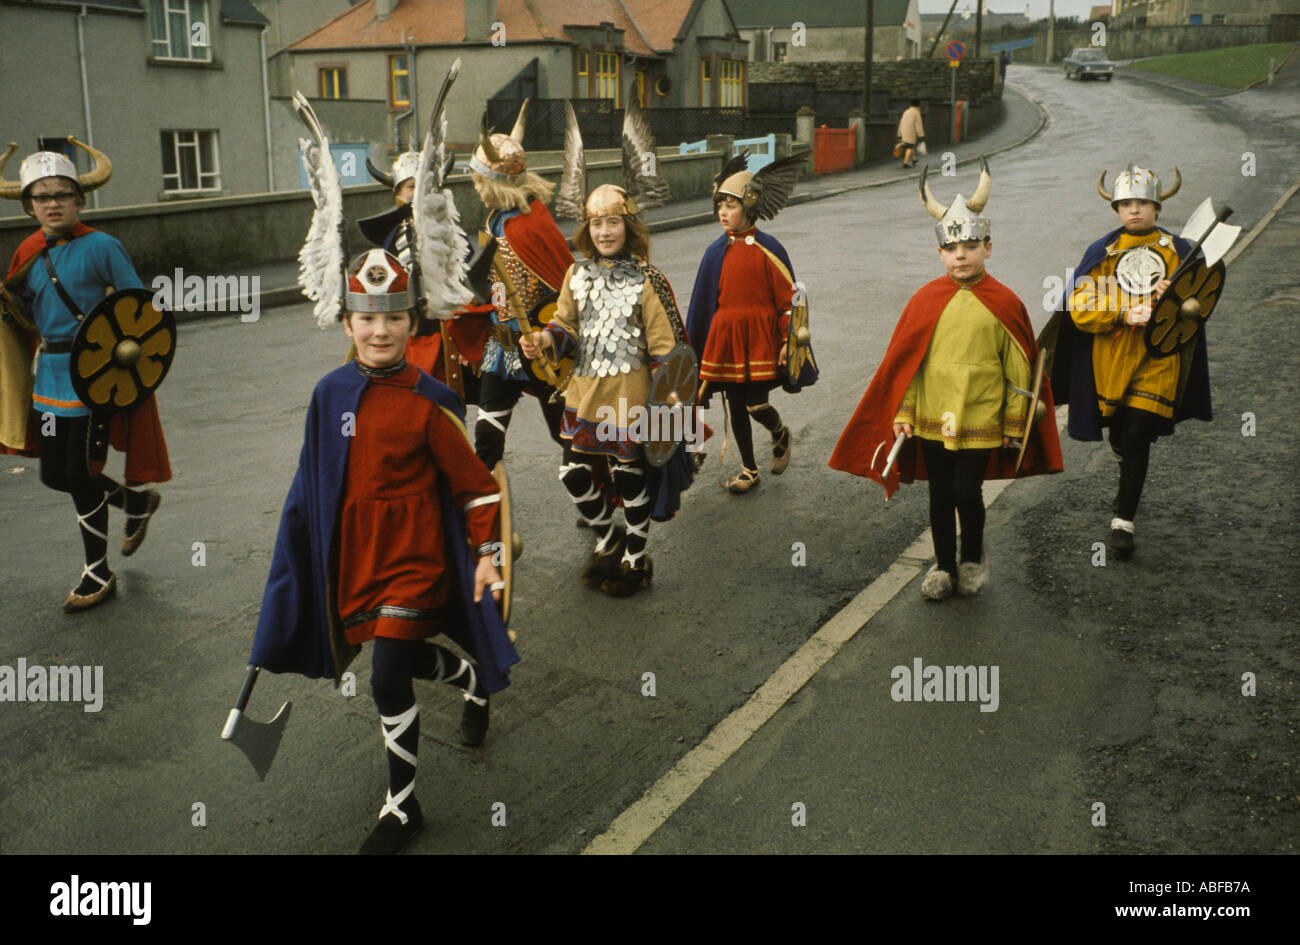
572, 214, 651, 263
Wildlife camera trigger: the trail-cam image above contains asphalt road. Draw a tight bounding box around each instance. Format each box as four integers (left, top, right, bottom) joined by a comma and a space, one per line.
0, 65, 1295, 854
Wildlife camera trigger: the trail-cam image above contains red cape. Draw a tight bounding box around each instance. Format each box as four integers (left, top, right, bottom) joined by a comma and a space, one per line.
829, 273, 1063, 499
3, 223, 172, 485
503, 200, 574, 289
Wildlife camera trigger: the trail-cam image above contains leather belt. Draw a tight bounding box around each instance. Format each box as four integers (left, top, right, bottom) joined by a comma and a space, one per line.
40, 340, 75, 354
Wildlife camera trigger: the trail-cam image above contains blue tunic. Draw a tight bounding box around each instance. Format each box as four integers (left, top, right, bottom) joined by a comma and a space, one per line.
20, 230, 144, 417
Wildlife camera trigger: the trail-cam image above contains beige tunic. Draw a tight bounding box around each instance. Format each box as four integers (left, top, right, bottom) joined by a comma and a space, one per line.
551, 259, 679, 425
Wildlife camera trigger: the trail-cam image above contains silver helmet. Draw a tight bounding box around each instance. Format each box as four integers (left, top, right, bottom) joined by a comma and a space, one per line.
1098, 163, 1181, 208
920, 157, 991, 246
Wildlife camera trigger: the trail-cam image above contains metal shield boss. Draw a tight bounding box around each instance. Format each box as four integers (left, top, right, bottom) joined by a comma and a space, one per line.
71, 288, 177, 413
1145, 259, 1225, 358
785, 291, 811, 382
490, 462, 523, 629
644, 342, 698, 467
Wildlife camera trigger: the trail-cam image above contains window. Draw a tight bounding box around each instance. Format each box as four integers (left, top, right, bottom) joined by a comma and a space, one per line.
576, 51, 589, 97
1188, 13, 1202, 23
161, 130, 220, 194
320, 67, 348, 99
595, 52, 620, 104
634, 70, 647, 108
1212, 14, 1225, 24
150, 0, 211, 61
390, 55, 410, 107
720, 59, 743, 106
701, 57, 712, 106
773, 41, 787, 63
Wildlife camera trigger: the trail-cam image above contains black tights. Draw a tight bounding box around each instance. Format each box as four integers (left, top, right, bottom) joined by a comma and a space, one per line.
474, 373, 565, 470
722, 382, 782, 470
920, 439, 990, 578
1106, 407, 1164, 521
559, 445, 652, 566
370, 636, 486, 818
38, 415, 145, 589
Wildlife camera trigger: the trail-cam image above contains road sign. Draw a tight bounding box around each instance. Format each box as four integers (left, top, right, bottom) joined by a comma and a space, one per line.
946, 40, 966, 61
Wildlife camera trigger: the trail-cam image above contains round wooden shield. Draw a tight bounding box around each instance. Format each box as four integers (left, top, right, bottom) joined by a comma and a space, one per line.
71, 288, 176, 413
644, 342, 698, 467
785, 296, 811, 382
525, 294, 573, 389
1145, 259, 1225, 358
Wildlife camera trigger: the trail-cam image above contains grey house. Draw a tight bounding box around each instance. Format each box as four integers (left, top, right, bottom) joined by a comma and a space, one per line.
732, 0, 923, 62
0, 0, 271, 210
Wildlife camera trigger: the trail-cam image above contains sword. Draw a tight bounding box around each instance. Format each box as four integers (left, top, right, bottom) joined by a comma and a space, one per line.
869, 431, 908, 495
220, 665, 291, 781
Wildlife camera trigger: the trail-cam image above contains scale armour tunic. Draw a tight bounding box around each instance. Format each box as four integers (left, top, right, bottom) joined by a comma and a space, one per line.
337, 362, 501, 644
698, 227, 793, 383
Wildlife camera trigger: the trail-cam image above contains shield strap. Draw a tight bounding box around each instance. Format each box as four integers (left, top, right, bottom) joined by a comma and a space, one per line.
40, 249, 86, 324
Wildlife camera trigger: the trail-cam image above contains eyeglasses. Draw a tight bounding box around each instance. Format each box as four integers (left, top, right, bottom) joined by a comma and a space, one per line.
30, 192, 78, 206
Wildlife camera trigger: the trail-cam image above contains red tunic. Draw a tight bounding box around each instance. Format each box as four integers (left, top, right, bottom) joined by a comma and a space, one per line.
699, 227, 794, 383
337, 363, 501, 644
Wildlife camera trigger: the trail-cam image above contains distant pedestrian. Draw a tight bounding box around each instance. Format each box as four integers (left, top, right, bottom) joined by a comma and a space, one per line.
897, 100, 925, 169
1000, 50, 1010, 81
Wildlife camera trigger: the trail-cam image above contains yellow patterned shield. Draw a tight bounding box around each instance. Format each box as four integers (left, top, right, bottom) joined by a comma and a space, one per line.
71, 288, 177, 412
1145, 260, 1225, 358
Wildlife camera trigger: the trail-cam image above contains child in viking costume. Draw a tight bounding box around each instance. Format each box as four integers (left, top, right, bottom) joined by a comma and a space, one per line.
252, 249, 515, 855
0, 139, 170, 612
686, 151, 816, 493
829, 158, 1063, 600
466, 100, 575, 471
353, 60, 488, 400
1038, 164, 1209, 559
247, 98, 518, 855
519, 102, 693, 597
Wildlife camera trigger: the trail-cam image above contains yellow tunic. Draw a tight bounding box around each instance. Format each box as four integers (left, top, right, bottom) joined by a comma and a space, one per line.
552, 260, 679, 425
893, 281, 1031, 450
1069, 230, 1181, 419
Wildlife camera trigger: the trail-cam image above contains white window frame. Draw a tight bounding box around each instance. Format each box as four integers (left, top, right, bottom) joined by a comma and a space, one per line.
150, 0, 212, 62
161, 130, 221, 195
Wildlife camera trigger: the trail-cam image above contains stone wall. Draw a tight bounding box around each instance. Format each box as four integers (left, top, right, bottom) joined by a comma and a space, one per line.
751, 58, 1003, 106
1024, 23, 1276, 62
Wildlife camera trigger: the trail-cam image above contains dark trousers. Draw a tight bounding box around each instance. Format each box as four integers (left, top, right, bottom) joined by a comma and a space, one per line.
720, 381, 781, 471
920, 439, 990, 577
474, 372, 565, 470
1106, 406, 1164, 521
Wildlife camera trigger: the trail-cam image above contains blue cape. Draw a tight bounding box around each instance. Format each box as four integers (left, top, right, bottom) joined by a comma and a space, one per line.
685, 230, 819, 403
1046, 225, 1211, 441
250, 363, 519, 692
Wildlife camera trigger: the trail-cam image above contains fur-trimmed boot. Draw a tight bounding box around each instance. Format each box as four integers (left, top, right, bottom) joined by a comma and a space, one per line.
957, 550, 989, 597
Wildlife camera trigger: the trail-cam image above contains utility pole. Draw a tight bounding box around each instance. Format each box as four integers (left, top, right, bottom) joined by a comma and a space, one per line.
975, 0, 983, 59
1047, 0, 1055, 64
863, 0, 874, 116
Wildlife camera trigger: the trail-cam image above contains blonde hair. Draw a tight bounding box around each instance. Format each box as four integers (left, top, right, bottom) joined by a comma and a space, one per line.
471, 171, 556, 213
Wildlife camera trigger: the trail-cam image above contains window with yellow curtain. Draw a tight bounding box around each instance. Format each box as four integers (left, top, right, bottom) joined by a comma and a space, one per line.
634, 70, 646, 108
596, 52, 620, 104
701, 57, 712, 106
720, 59, 743, 107
576, 51, 589, 97
319, 67, 348, 99
390, 54, 410, 107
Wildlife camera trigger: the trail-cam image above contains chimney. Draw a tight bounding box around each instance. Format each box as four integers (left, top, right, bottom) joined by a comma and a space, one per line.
465, 0, 499, 41
376, 0, 399, 20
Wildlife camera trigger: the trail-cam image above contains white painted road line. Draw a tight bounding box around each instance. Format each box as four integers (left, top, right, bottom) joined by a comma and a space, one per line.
583, 414, 1061, 854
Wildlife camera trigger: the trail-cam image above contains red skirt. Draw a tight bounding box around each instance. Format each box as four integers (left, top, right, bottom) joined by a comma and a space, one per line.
700, 306, 781, 383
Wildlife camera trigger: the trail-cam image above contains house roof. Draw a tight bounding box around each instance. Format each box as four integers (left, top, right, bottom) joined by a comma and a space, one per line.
288, 0, 699, 56
728, 0, 913, 29
13, 0, 266, 23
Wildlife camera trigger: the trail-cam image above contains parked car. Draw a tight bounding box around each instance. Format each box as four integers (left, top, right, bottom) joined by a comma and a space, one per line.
1063, 48, 1115, 80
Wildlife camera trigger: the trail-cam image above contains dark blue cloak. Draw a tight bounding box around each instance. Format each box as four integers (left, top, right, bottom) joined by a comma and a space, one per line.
250, 362, 520, 692
685, 230, 819, 404
1044, 225, 1211, 442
